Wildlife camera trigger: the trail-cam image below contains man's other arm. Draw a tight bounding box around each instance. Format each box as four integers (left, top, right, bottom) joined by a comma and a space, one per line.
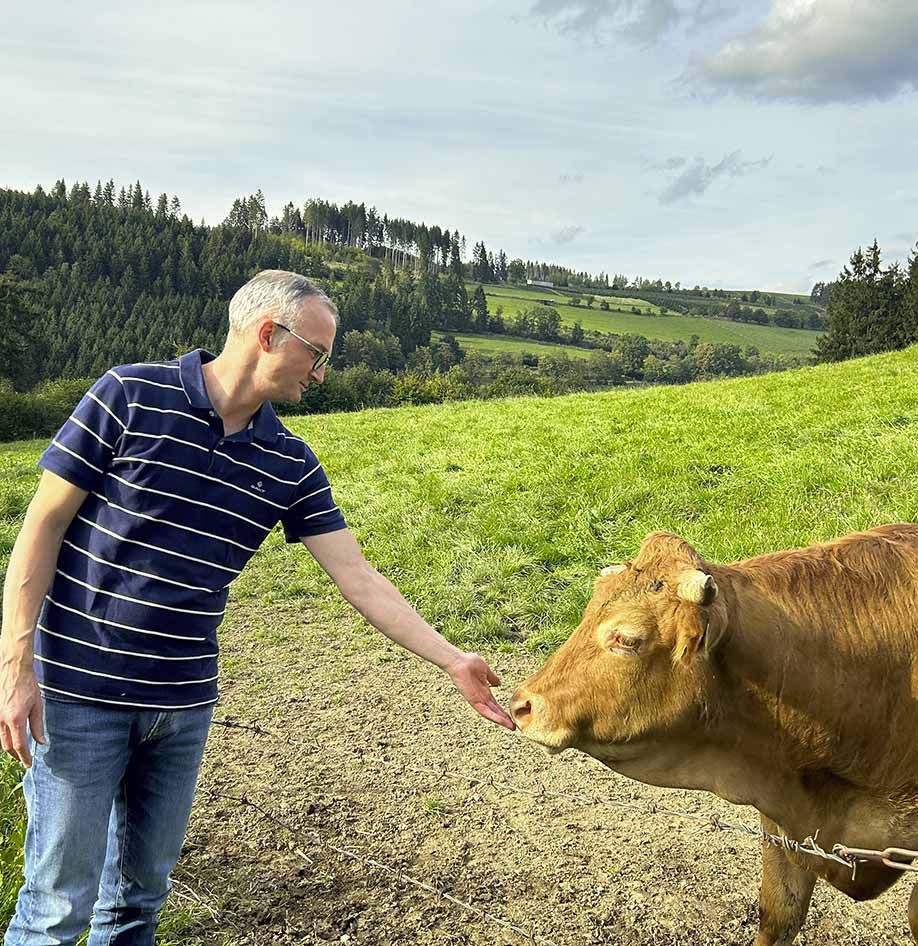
301, 529, 515, 730
0, 471, 88, 766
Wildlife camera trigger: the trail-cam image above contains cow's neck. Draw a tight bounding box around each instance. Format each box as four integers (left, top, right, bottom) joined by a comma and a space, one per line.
703, 564, 918, 808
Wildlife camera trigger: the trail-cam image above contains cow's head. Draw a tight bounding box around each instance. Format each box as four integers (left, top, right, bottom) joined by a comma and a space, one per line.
510, 531, 729, 767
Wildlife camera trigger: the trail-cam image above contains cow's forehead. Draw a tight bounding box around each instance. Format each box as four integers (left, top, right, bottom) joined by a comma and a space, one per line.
593, 575, 650, 607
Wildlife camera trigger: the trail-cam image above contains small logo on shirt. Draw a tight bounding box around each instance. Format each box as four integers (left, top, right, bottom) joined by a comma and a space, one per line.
252, 481, 266, 493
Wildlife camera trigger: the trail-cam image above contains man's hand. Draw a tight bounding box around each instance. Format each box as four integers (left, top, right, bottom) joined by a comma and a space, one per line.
444, 652, 516, 730
0, 663, 45, 767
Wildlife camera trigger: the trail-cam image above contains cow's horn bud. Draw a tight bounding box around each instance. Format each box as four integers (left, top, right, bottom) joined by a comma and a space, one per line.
601, 563, 628, 577
677, 569, 718, 605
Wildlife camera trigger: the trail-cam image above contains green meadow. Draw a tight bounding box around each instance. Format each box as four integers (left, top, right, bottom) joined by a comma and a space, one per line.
431, 331, 596, 359
3, 346, 918, 930
474, 283, 821, 355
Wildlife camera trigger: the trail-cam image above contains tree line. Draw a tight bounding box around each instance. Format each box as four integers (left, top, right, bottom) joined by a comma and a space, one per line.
816, 239, 918, 361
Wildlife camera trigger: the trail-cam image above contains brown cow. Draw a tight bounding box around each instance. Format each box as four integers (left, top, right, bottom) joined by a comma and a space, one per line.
510, 524, 918, 946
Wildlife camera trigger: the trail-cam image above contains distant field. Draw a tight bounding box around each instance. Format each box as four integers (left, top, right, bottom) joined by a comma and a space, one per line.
470, 283, 661, 314
433, 331, 595, 359
475, 286, 820, 354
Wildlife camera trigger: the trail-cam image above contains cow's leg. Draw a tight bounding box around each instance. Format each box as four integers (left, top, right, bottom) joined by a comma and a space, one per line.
754, 818, 817, 946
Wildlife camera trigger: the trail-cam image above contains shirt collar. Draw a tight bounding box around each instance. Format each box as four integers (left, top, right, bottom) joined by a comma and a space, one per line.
178, 348, 281, 445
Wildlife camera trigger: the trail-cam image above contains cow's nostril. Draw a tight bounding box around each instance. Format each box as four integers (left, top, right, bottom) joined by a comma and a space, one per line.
511, 699, 533, 727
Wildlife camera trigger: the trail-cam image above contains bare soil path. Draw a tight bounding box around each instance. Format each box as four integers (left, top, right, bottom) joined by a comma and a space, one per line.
176, 603, 912, 945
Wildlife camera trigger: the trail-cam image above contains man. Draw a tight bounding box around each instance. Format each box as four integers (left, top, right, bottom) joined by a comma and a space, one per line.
0, 269, 514, 946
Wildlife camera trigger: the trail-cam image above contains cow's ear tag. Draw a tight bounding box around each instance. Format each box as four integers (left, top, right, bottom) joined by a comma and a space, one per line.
600, 563, 629, 577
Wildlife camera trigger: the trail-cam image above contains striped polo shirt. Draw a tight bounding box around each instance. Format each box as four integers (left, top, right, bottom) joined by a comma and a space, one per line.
34, 349, 347, 710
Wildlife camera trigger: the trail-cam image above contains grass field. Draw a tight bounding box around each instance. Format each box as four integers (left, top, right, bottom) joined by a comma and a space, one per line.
472, 283, 821, 355
3, 346, 918, 932
432, 331, 596, 359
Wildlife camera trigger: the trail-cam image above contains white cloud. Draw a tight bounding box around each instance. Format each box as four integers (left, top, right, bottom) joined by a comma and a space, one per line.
698, 0, 918, 103
529, 0, 733, 43
659, 150, 772, 203
551, 224, 585, 242
645, 155, 688, 171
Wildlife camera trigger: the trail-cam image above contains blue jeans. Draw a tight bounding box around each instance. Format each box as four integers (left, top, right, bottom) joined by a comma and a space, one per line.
4, 695, 213, 946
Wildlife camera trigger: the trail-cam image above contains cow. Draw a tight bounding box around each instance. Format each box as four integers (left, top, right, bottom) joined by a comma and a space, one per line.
509, 524, 918, 946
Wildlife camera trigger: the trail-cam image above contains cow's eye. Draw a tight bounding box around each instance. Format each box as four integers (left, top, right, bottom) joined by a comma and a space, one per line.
648, 580, 664, 592
606, 631, 643, 655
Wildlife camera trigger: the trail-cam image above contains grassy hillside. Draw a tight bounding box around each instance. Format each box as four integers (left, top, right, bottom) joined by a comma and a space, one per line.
2, 347, 916, 654
473, 283, 821, 355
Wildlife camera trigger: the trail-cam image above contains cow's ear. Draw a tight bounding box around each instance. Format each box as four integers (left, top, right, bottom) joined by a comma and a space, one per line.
672, 602, 706, 666
600, 562, 629, 577
673, 602, 726, 665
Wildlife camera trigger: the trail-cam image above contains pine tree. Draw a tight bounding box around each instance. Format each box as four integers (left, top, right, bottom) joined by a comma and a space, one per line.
472, 284, 489, 332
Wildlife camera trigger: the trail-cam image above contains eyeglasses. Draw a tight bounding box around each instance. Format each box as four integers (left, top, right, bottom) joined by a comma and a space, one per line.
275, 323, 331, 371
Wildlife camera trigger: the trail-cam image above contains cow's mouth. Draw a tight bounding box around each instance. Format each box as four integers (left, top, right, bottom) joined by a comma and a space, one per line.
516, 728, 574, 754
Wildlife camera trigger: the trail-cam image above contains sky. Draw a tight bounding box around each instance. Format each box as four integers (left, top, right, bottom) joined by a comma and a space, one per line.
3, 0, 918, 293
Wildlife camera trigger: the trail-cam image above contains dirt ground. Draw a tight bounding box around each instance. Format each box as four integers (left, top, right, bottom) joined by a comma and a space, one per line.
176, 602, 914, 945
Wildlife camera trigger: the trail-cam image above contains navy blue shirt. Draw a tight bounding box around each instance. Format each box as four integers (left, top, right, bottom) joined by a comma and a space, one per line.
35, 349, 347, 709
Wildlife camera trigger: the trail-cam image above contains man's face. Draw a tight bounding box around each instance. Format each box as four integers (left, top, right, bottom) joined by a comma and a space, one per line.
269, 299, 336, 402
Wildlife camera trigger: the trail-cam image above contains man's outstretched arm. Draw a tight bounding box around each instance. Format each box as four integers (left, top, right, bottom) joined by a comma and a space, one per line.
301, 529, 515, 730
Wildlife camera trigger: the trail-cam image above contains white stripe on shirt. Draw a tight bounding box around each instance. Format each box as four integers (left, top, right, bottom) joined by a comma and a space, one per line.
35, 655, 218, 686
51, 440, 103, 475
38, 624, 217, 661
288, 484, 331, 510
45, 595, 207, 641
68, 416, 114, 450
38, 684, 216, 710
297, 462, 322, 485
248, 440, 304, 463
119, 376, 185, 392
298, 505, 340, 522
127, 402, 210, 426
90, 492, 259, 552
110, 456, 286, 510
87, 391, 126, 429
56, 569, 226, 617
121, 429, 301, 485
106, 474, 272, 533
63, 540, 219, 593
76, 515, 241, 576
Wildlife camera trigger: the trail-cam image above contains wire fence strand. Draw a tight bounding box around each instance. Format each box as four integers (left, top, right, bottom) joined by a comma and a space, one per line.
207, 715, 918, 945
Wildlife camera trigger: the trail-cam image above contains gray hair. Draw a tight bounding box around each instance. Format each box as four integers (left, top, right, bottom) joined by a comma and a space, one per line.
227, 270, 338, 343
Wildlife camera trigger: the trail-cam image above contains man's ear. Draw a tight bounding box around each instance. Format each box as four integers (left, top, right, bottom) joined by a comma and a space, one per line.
257, 318, 276, 352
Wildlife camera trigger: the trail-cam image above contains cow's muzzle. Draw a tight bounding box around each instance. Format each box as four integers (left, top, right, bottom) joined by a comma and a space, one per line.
509, 688, 569, 752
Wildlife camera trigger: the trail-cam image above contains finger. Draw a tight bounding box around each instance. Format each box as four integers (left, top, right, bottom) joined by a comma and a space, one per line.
0, 722, 11, 756
475, 699, 516, 730
12, 720, 32, 768
29, 700, 46, 746
485, 667, 500, 686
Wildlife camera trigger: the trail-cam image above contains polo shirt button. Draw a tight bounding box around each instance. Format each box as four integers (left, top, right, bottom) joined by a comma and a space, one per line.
209, 411, 216, 417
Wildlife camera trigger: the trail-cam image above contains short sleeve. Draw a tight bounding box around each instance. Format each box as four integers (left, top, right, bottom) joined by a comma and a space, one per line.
281, 452, 347, 542
38, 370, 129, 493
